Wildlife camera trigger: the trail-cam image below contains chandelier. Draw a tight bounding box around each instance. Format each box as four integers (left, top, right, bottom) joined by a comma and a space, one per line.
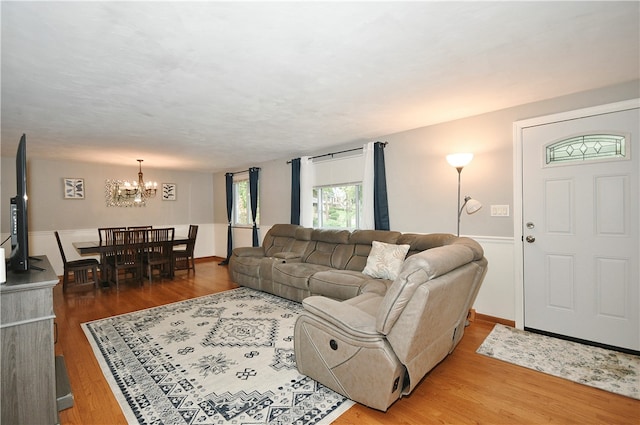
114, 159, 158, 203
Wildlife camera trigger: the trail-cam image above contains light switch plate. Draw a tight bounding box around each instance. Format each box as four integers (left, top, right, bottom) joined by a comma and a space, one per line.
491, 205, 510, 217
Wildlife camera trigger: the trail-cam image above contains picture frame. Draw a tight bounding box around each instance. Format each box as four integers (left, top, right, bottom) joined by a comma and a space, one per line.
64, 178, 85, 199
162, 183, 176, 201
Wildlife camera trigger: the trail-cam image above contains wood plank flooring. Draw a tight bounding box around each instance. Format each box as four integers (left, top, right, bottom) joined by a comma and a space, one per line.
54, 258, 639, 424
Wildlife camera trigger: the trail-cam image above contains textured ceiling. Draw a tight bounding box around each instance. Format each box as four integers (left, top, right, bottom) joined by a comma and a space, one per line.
1, 1, 639, 172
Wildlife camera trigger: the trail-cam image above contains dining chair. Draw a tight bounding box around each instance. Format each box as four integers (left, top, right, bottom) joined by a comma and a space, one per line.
174, 225, 198, 274
144, 227, 175, 283
98, 226, 126, 282
98, 227, 126, 243
54, 231, 100, 292
105, 229, 147, 289
127, 225, 152, 230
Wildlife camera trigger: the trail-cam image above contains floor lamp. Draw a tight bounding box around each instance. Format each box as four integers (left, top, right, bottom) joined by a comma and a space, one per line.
446, 153, 482, 237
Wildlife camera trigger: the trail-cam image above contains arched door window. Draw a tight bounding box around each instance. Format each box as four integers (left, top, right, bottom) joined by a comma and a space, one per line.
546, 133, 627, 165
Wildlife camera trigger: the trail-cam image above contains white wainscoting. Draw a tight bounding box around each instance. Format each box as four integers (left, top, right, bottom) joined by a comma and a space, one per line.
470, 236, 515, 321
2, 223, 216, 277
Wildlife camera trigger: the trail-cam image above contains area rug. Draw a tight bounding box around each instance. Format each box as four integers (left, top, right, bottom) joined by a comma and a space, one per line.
82, 287, 354, 424
477, 323, 639, 399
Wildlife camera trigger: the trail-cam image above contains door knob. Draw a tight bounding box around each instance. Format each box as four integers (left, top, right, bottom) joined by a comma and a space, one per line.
526, 235, 535, 243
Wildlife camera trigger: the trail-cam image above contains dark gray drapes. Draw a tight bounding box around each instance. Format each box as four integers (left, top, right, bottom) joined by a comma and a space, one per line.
374, 142, 390, 230
219, 172, 233, 265
249, 167, 259, 247
290, 157, 301, 225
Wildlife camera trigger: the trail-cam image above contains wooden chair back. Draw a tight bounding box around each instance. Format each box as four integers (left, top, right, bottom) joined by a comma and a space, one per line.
186, 225, 199, 254
145, 228, 175, 282
174, 225, 198, 273
111, 229, 147, 266
146, 228, 174, 256
99, 227, 126, 244
54, 230, 68, 265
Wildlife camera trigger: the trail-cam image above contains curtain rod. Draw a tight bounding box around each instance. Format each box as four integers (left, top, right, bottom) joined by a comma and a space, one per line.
225, 167, 260, 176
286, 141, 388, 164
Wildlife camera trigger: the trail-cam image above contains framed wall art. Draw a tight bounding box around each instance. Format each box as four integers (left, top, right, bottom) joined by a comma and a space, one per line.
162, 183, 176, 201
64, 178, 85, 199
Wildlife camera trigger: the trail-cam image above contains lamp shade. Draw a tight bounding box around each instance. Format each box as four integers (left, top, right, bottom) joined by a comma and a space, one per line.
465, 198, 482, 214
446, 153, 474, 168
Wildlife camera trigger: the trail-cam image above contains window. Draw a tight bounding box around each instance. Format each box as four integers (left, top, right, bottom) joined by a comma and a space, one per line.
233, 177, 259, 226
313, 183, 362, 229
546, 133, 627, 165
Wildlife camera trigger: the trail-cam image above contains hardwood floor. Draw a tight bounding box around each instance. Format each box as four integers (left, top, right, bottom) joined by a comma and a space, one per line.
55, 258, 638, 425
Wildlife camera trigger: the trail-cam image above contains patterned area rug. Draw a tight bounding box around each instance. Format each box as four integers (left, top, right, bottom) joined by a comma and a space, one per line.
477, 324, 639, 399
82, 287, 354, 424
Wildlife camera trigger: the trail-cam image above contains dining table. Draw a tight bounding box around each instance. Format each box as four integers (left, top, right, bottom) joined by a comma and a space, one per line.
72, 236, 190, 256
73, 235, 190, 285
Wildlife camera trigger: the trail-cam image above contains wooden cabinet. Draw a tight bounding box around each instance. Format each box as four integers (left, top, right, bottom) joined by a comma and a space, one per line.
1, 256, 59, 424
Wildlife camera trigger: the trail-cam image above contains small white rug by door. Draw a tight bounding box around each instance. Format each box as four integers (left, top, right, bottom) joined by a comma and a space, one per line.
82, 287, 354, 424
477, 324, 639, 399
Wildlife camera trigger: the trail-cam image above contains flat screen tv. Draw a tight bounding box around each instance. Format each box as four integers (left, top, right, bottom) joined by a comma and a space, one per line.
9, 134, 29, 271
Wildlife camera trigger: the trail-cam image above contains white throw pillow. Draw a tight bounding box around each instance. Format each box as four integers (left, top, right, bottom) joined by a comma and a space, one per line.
362, 241, 411, 280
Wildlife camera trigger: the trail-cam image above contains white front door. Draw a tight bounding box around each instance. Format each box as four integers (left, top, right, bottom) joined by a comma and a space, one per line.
522, 106, 639, 352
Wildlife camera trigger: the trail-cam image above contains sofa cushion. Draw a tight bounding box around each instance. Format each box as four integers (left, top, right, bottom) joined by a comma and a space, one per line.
272, 262, 332, 291
229, 254, 261, 276
309, 269, 389, 300
447, 236, 485, 261
273, 251, 303, 260
294, 227, 313, 241
263, 224, 303, 257
232, 246, 265, 257
302, 229, 351, 267
344, 230, 402, 271
343, 292, 386, 317
397, 233, 456, 257
362, 241, 410, 280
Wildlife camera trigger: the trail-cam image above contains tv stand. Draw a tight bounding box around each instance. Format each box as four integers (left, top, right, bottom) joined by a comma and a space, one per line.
3, 255, 46, 272
29, 255, 45, 270
4, 256, 45, 272
1, 255, 72, 424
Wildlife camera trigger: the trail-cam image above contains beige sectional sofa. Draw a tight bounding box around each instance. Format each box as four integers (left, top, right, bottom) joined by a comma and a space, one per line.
228, 223, 488, 411
229, 224, 466, 302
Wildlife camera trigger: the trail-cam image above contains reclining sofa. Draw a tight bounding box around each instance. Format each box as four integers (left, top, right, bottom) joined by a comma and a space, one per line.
228, 223, 488, 411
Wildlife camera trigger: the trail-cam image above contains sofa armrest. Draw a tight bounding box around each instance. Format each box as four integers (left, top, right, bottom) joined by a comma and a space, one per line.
302, 296, 379, 337
360, 279, 390, 296
232, 246, 265, 257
